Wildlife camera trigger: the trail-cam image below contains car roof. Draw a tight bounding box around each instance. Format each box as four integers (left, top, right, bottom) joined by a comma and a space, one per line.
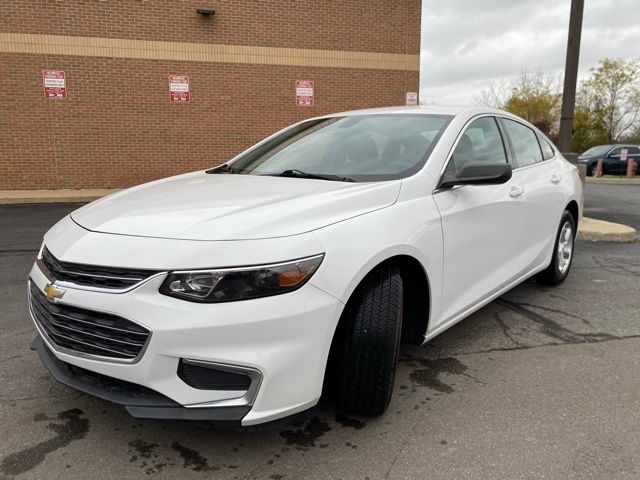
588, 144, 637, 150
320, 105, 498, 118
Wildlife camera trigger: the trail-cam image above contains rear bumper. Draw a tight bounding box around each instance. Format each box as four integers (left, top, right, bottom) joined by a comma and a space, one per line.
31, 335, 251, 422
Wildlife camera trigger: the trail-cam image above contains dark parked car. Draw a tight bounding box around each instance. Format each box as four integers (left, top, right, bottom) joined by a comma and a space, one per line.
577, 144, 640, 176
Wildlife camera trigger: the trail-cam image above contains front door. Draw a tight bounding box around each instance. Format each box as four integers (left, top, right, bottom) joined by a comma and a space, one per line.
433, 116, 530, 326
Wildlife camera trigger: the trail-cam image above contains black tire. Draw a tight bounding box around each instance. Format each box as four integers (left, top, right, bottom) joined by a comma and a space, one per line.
334, 265, 403, 416
537, 210, 576, 286
586, 164, 594, 177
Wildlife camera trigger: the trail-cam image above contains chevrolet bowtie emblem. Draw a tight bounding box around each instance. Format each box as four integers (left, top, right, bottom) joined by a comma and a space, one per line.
44, 283, 66, 302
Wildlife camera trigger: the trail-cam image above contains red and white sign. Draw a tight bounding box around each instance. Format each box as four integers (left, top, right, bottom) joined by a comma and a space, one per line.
42, 70, 67, 99
620, 148, 628, 161
405, 92, 418, 106
169, 75, 190, 103
295, 80, 314, 107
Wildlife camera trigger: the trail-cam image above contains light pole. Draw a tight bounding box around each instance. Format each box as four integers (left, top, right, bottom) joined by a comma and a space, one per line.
558, 0, 585, 162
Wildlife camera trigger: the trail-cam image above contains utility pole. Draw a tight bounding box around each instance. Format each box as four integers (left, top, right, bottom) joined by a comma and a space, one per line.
558, 0, 585, 161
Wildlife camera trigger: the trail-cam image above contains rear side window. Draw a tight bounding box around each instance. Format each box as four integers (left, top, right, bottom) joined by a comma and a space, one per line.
538, 135, 555, 160
502, 119, 543, 168
612, 146, 640, 157
449, 117, 507, 171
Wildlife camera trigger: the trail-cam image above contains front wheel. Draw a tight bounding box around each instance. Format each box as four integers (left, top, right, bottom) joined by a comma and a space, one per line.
333, 266, 403, 416
537, 210, 576, 285
586, 164, 594, 177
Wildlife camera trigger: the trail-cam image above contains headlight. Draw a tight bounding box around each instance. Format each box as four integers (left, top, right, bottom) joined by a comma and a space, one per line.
159, 254, 324, 303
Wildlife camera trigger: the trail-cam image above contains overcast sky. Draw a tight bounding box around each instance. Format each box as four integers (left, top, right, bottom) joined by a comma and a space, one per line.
420, 0, 640, 105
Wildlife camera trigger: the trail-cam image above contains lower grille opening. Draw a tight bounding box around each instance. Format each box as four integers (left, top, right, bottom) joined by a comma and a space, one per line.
178, 360, 252, 391
66, 362, 166, 400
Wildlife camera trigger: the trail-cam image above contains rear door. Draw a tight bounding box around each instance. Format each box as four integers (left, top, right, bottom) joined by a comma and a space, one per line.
624, 146, 640, 173
500, 118, 565, 270
606, 147, 629, 174
433, 116, 531, 325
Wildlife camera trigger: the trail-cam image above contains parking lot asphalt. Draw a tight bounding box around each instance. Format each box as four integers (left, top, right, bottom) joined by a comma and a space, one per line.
584, 182, 640, 231
1, 201, 640, 480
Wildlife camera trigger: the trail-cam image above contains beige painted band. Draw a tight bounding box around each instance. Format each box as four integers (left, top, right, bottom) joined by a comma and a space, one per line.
0, 33, 419, 71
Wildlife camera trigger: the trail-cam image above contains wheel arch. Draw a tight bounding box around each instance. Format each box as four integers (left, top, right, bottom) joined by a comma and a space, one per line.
321, 253, 431, 403
566, 199, 579, 229
334, 252, 431, 346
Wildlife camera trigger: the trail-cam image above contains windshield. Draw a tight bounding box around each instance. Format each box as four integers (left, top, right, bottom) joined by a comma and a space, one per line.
228, 114, 453, 182
582, 145, 611, 156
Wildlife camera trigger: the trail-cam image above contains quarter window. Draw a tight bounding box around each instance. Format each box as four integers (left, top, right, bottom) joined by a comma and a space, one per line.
503, 119, 543, 168
449, 117, 507, 171
538, 135, 555, 160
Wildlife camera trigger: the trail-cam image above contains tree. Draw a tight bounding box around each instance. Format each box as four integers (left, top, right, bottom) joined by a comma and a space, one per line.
579, 58, 640, 144
475, 78, 510, 109
475, 59, 640, 152
503, 70, 562, 139
571, 103, 607, 154
476, 69, 562, 138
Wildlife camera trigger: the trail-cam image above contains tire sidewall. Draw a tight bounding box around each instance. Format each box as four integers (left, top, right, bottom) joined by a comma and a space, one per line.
551, 211, 576, 282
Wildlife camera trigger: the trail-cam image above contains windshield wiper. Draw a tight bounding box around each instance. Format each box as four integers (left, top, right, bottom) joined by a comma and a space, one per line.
206, 164, 244, 174
277, 169, 355, 182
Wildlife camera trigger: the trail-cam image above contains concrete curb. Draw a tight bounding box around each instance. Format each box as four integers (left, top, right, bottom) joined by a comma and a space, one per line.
578, 217, 637, 243
586, 177, 640, 185
0, 189, 120, 204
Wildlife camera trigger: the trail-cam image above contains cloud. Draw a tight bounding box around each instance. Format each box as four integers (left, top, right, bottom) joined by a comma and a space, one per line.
420, 0, 640, 105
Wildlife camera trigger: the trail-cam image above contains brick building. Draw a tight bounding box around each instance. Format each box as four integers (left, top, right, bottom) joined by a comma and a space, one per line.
0, 1, 421, 191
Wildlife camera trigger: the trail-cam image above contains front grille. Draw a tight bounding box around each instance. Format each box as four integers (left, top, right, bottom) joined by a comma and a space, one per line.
178, 360, 252, 390
29, 282, 150, 361
41, 246, 160, 290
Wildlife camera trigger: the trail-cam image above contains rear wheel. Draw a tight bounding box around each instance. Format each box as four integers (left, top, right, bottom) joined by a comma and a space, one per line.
537, 210, 576, 285
333, 266, 403, 416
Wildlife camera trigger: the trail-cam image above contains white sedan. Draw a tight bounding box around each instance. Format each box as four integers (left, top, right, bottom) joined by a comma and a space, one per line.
29, 106, 582, 426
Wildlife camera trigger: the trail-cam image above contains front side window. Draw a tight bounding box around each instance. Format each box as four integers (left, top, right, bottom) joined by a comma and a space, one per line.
582, 145, 610, 156
502, 118, 543, 168
448, 116, 507, 172
628, 146, 640, 155
609, 147, 622, 157
229, 114, 453, 182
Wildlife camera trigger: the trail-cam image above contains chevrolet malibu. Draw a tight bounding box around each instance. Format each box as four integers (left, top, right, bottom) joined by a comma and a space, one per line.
29, 106, 582, 426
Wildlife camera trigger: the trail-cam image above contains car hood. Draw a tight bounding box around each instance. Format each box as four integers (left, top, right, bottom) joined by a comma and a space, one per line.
71, 172, 401, 240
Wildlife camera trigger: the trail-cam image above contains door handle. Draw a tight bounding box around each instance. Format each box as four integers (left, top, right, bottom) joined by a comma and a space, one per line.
509, 185, 524, 198
551, 174, 562, 184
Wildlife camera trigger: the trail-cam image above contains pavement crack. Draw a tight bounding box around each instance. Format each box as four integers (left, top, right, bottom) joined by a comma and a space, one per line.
496, 299, 615, 344
494, 310, 526, 347
453, 334, 640, 356
592, 254, 640, 277
506, 301, 594, 327
0, 355, 23, 364
383, 434, 412, 479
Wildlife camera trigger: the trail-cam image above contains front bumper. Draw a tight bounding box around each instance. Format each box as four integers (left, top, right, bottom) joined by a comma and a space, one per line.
29, 256, 344, 426
31, 335, 252, 422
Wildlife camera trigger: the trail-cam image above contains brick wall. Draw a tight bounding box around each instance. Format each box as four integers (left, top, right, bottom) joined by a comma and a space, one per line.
0, 0, 421, 190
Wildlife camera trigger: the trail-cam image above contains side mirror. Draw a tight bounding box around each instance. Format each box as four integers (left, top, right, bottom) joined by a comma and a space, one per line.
439, 162, 512, 189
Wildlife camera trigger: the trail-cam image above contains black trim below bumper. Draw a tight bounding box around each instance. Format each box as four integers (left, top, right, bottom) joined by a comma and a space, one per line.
30, 335, 251, 422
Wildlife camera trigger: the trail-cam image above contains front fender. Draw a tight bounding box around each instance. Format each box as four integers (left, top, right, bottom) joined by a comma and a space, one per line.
309, 196, 443, 329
